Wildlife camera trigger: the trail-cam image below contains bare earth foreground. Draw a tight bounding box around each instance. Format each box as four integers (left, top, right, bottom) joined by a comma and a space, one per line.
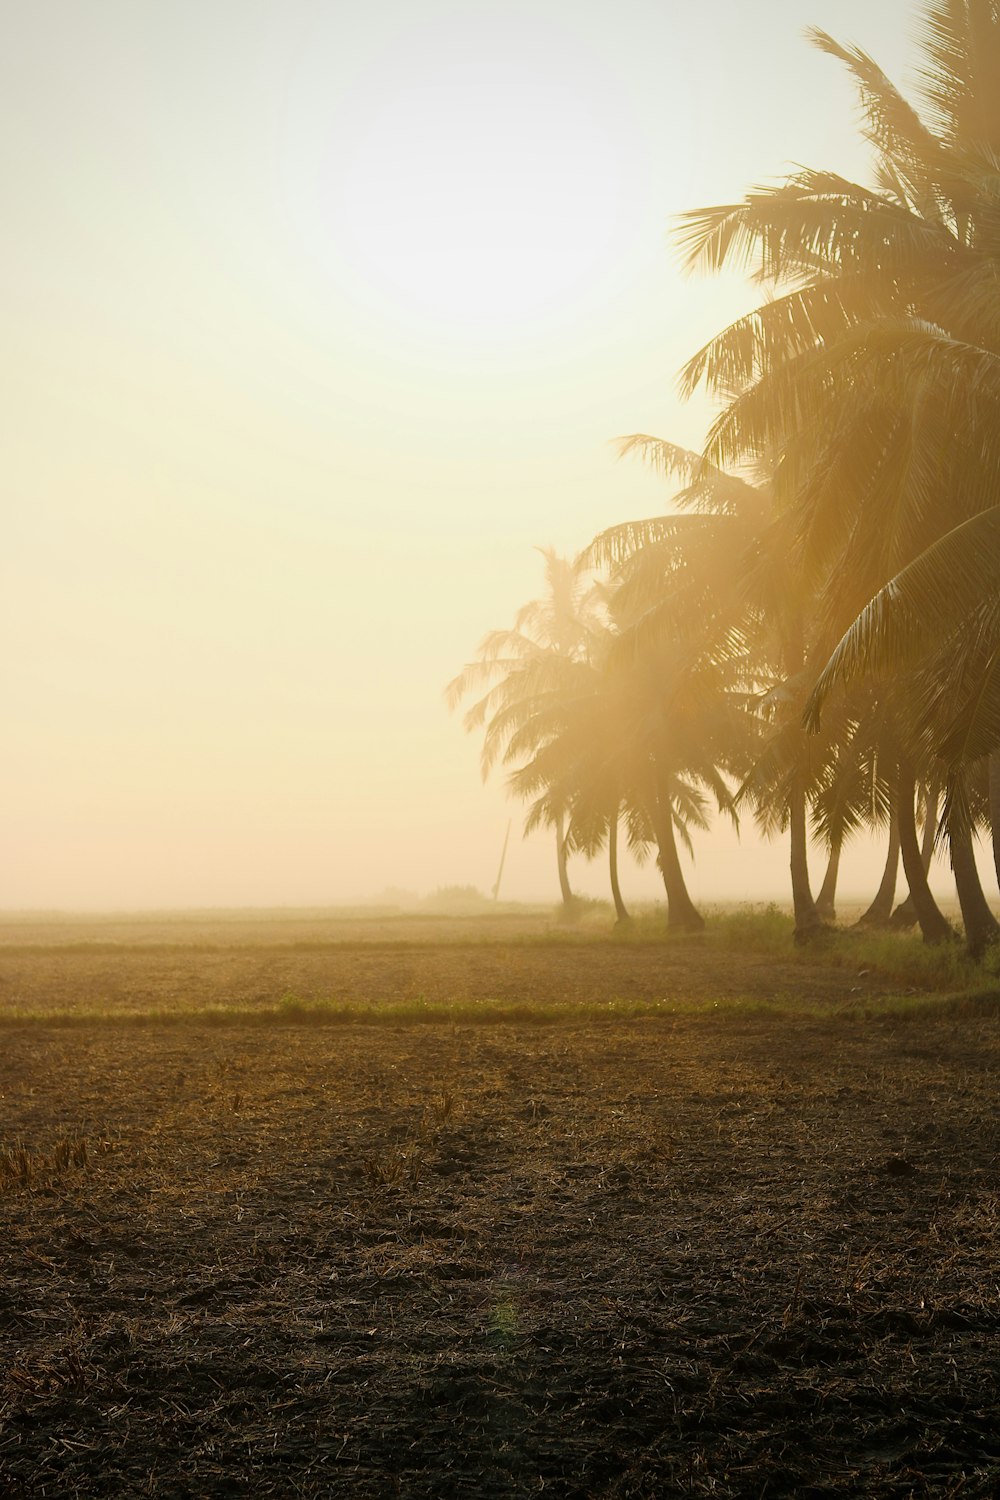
1, 912, 999, 1496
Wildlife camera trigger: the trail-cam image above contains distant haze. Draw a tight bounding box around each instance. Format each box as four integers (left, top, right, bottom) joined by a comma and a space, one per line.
4, 0, 922, 910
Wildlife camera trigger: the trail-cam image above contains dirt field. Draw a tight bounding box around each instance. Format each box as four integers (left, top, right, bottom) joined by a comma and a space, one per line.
2, 914, 999, 1496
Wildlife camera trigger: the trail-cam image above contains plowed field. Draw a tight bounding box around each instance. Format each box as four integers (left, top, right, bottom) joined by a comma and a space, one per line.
1, 915, 998, 1496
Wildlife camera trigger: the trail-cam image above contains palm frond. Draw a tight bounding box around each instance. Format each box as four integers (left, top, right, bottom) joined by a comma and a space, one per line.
806, 506, 1000, 729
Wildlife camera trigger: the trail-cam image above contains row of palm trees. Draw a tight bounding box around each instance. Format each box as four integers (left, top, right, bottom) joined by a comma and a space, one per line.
449, 1, 1000, 955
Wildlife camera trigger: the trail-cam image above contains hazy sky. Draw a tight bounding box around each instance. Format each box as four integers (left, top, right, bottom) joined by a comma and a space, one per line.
4, 0, 923, 909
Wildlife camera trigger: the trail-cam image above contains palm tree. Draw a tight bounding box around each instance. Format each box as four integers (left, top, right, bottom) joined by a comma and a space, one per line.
600, 438, 862, 938
674, 2, 1000, 949
676, 4, 1000, 655
806, 520, 1000, 949
677, 3, 1000, 671
495, 637, 634, 916
505, 618, 646, 925
587, 441, 767, 930
808, 508, 1000, 764
446, 548, 604, 911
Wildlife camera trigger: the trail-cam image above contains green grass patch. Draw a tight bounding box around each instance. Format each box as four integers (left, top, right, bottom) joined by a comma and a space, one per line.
2, 986, 998, 1030
705, 905, 995, 989
816, 927, 979, 987
0, 995, 720, 1028
705, 905, 795, 955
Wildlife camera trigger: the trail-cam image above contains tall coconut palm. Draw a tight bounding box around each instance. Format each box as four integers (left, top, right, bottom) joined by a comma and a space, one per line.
675, 2, 1000, 949
677, 3, 1000, 673
584, 440, 823, 929
806, 517, 1000, 949
495, 638, 644, 921
446, 548, 605, 911
676, 3, 1000, 667
600, 438, 862, 938
504, 547, 745, 931
503, 612, 648, 925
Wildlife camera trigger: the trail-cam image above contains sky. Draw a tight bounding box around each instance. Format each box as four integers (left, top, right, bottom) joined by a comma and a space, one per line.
3, 0, 928, 910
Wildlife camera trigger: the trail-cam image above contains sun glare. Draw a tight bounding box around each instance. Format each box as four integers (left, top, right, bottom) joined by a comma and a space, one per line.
339, 76, 625, 331
284, 24, 638, 338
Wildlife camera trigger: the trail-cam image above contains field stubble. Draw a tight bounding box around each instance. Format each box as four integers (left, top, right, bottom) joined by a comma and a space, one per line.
1, 911, 999, 1496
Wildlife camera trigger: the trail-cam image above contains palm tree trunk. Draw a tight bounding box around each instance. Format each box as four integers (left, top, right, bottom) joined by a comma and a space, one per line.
789, 775, 822, 941
555, 811, 573, 909
652, 796, 704, 932
608, 805, 630, 923
949, 817, 1000, 960
856, 814, 899, 927
890, 784, 937, 929
815, 839, 841, 923
897, 763, 953, 944
989, 751, 1000, 897
921, 788, 937, 868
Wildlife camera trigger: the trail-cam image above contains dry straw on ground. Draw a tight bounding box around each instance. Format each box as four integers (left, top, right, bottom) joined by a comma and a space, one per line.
1, 914, 998, 1496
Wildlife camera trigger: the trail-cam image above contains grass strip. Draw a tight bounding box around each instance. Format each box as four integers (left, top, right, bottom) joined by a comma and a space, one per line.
0, 934, 669, 956
0, 988, 997, 1029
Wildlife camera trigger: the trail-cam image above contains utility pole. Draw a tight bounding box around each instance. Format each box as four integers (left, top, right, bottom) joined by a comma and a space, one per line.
492, 819, 512, 902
